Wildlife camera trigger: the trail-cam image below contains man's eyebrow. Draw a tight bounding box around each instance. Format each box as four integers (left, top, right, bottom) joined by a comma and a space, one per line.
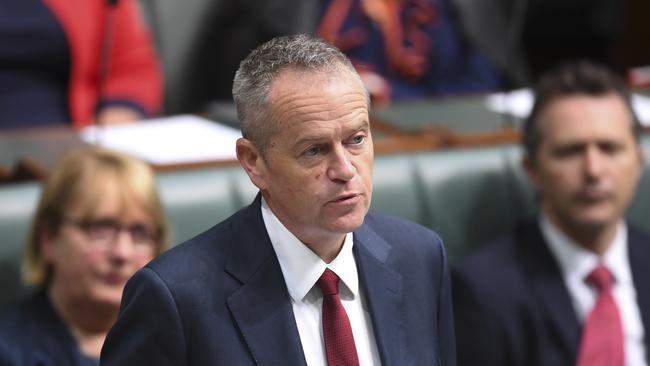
293, 136, 326, 149
346, 119, 370, 135
353, 117, 370, 129
291, 118, 370, 149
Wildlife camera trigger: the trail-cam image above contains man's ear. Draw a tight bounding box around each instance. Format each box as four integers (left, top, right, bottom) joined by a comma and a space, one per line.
637, 143, 646, 168
522, 156, 541, 190
236, 138, 268, 190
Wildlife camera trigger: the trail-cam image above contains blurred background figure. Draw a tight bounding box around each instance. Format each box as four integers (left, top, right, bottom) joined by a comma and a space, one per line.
521, 0, 623, 79
140, 0, 650, 116
0, 147, 169, 364
0, 0, 163, 129
452, 61, 650, 366
142, 0, 317, 116
317, 0, 501, 103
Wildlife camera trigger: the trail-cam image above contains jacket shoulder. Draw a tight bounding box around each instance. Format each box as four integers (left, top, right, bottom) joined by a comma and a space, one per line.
144, 206, 249, 285
364, 210, 443, 247
451, 222, 537, 307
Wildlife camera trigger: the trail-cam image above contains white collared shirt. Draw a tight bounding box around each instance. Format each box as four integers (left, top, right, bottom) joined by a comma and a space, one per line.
261, 198, 381, 366
541, 215, 647, 366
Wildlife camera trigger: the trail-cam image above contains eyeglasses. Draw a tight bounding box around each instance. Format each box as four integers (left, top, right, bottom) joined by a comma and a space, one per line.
64, 217, 158, 251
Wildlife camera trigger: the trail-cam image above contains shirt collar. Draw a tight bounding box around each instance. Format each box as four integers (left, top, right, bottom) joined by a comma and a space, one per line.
261, 197, 359, 303
540, 214, 631, 285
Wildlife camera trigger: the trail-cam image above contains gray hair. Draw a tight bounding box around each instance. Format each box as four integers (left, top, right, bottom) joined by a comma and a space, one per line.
232, 34, 366, 151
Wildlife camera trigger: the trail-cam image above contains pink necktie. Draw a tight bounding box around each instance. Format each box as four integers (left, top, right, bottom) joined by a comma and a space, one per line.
576, 264, 625, 366
317, 269, 360, 366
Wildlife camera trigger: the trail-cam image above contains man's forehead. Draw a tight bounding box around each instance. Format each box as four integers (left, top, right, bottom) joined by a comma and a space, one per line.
294, 117, 370, 137
271, 67, 361, 94
540, 93, 630, 119
539, 94, 635, 139
267, 69, 367, 116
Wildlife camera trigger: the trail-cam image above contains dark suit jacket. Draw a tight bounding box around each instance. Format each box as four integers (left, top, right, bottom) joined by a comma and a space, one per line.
100, 196, 455, 365
0, 291, 98, 366
452, 219, 650, 366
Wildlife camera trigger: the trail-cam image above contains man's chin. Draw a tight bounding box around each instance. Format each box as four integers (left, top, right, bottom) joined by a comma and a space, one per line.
571, 212, 619, 232
328, 213, 367, 234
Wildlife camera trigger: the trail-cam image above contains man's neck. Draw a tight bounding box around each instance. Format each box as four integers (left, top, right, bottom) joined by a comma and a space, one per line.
545, 213, 619, 256
261, 195, 348, 263
302, 236, 346, 263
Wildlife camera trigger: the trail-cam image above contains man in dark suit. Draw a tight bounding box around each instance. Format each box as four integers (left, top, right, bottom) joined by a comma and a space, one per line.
453, 61, 650, 366
100, 34, 455, 365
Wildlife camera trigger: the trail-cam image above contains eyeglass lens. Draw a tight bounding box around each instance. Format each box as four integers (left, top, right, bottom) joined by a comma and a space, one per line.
76, 219, 156, 245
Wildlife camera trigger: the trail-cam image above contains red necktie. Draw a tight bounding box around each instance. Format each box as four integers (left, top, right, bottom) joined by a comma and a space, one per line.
576, 264, 625, 366
317, 268, 360, 366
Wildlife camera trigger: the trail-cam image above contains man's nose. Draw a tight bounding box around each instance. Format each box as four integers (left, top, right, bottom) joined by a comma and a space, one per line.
327, 146, 356, 182
584, 146, 605, 178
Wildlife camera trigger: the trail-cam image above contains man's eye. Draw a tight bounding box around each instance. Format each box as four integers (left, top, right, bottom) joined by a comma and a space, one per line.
351, 135, 365, 145
553, 146, 582, 158
304, 146, 322, 156
599, 142, 623, 155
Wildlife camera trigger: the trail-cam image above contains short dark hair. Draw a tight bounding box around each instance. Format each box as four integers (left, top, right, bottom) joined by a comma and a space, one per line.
232, 34, 366, 152
523, 61, 641, 161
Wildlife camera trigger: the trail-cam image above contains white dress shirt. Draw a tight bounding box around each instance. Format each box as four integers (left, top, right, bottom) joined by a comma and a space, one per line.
261, 198, 381, 366
541, 215, 648, 366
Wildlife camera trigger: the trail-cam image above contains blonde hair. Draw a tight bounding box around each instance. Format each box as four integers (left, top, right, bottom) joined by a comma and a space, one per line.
24, 147, 170, 286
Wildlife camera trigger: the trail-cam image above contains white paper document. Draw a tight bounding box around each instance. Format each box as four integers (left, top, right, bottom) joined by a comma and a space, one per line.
80, 115, 241, 165
485, 88, 650, 126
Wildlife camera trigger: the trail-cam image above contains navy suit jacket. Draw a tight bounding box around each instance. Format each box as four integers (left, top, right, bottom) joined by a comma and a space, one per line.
452, 220, 650, 366
0, 291, 98, 366
100, 196, 455, 365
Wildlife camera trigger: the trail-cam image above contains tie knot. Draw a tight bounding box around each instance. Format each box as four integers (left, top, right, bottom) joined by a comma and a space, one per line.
317, 268, 340, 296
586, 264, 614, 291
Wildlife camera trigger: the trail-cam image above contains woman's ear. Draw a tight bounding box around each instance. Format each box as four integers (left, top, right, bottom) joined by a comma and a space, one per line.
39, 227, 55, 263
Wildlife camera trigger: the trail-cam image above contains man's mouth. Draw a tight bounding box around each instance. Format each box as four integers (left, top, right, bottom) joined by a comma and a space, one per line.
329, 193, 361, 203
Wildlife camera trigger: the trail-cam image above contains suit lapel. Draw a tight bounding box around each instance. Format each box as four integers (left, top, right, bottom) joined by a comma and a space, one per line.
516, 221, 581, 360
627, 227, 650, 353
353, 222, 406, 366
224, 196, 307, 366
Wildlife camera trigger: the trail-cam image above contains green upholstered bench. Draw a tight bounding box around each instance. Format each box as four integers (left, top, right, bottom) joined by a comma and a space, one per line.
2, 135, 650, 310
0, 183, 41, 311
400, 136, 650, 263
156, 166, 251, 245
410, 145, 535, 263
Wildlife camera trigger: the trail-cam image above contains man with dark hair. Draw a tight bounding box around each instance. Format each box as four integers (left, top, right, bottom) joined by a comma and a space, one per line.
100, 34, 455, 365
453, 61, 650, 366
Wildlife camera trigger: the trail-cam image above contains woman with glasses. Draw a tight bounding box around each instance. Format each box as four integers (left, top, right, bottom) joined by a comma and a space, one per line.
0, 147, 169, 365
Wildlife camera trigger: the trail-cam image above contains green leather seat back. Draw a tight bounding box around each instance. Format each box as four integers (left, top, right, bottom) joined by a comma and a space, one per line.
157, 166, 250, 245
2, 134, 649, 312
371, 154, 423, 225
413, 145, 536, 264
0, 183, 40, 310
230, 168, 260, 209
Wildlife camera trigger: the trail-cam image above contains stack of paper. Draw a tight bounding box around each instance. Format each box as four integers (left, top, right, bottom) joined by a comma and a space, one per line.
80, 115, 241, 165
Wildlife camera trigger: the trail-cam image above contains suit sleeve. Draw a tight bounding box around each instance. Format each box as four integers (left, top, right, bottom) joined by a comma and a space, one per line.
436, 240, 457, 366
100, 0, 163, 116
0, 339, 15, 366
100, 267, 186, 366
451, 268, 506, 366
